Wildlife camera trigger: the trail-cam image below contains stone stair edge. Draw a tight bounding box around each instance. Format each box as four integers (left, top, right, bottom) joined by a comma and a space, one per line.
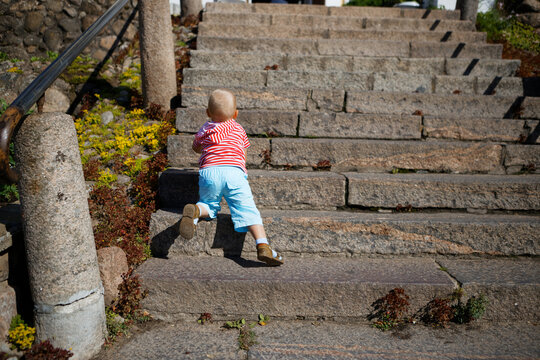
197, 36, 502, 60
197, 23, 486, 42
159, 167, 540, 210
204, 2, 461, 20
182, 68, 528, 97
138, 255, 539, 322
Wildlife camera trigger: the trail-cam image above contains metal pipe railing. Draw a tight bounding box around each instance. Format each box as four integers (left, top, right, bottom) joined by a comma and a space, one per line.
0, 0, 133, 183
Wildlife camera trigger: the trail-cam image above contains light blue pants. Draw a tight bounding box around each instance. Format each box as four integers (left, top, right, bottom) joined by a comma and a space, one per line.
197, 166, 262, 233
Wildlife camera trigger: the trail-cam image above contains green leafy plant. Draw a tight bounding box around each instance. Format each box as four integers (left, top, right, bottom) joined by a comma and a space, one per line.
476, 8, 510, 42
238, 326, 257, 350
105, 307, 129, 342
258, 314, 270, 326
24, 340, 73, 360
224, 318, 246, 329
0, 52, 8, 61
503, 20, 540, 53
453, 294, 488, 324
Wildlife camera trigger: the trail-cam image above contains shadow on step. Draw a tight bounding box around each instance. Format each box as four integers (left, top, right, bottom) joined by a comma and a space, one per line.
151, 213, 266, 267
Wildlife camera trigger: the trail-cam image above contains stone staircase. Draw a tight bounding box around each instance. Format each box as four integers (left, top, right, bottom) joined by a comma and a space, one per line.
138, 3, 540, 323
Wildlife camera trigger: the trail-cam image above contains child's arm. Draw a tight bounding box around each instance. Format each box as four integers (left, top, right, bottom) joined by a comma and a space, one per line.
192, 142, 203, 153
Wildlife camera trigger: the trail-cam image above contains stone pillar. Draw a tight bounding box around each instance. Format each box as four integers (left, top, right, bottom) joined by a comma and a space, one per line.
456, 0, 479, 23
139, 0, 178, 109
14, 113, 105, 360
181, 0, 202, 19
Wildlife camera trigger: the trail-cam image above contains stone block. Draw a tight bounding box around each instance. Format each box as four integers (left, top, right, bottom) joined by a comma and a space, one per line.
267, 71, 370, 90
205, 2, 253, 13
199, 23, 327, 40
0, 252, 8, 283
271, 138, 503, 173
150, 209, 540, 258
434, 75, 476, 95
445, 58, 521, 77
286, 55, 353, 72
139, 257, 454, 321
158, 168, 346, 210
318, 39, 409, 57
42, 87, 71, 113
504, 145, 540, 168
411, 41, 502, 59
168, 135, 270, 169
176, 108, 298, 136
438, 259, 540, 321
308, 89, 345, 111
190, 51, 285, 71
423, 116, 528, 142
0, 282, 16, 339
400, 8, 461, 19
197, 37, 319, 54
183, 69, 267, 88
346, 91, 518, 118
365, 18, 475, 32
181, 86, 308, 110
373, 72, 433, 93
477, 76, 523, 96
270, 14, 364, 29
346, 173, 540, 210
330, 29, 484, 43
203, 12, 272, 26
299, 113, 421, 139
329, 6, 402, 18
521, 97, 540, 120
97, 247, 128, 306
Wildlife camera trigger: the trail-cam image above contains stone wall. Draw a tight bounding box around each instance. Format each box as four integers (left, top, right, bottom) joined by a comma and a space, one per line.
0, 0, 139, 62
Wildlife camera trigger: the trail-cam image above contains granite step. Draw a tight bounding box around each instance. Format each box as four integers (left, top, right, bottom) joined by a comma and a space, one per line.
176, 108, 536, 143
168, 135, 540, 173
158, 168, 540, 210
182, 68, 524, 96
180, 87, 529, 119
150, 208, 540, 258
138, 256, 540, 322
190, 51, 521, 77
205, 2, 461, 20
197, 37, 502, 59
201, 13, 474, 32
198, 23, 486, 43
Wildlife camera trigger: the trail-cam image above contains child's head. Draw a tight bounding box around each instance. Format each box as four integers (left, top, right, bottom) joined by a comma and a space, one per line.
207, 89, 238, 122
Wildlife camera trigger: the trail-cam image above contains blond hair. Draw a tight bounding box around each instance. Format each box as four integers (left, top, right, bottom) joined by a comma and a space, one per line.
207, 89, 236, 122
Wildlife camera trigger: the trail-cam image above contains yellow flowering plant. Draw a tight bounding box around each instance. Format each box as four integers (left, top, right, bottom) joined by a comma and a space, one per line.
8, 315, 35, 351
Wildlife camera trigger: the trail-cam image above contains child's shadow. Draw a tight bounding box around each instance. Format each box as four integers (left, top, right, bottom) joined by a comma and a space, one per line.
151, 213, 266, 268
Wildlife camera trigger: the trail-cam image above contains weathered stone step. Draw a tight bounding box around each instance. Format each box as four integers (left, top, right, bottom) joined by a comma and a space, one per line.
198, 23, 486, 43
202, 13, 473, 32
153, 208, 540, 259
159, 168, 539, 210
150, 209, 540, 258
205, 2, 461, 20
138, 256, 539, 322
176, 108, 537, 143
183, 69, 524, 96
159, 168, 347, 210
181, 87, 524, 118
270, 138, 506, 173
347, 173, 540, 210
198, 37, 502, 59
190, 51, 521, 77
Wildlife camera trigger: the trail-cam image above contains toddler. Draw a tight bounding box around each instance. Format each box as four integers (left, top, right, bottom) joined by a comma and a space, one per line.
179, 89, 283, 266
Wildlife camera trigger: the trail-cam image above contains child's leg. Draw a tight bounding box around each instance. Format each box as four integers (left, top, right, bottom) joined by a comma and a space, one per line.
178, 168, 223, 239
222, 167, 283, 265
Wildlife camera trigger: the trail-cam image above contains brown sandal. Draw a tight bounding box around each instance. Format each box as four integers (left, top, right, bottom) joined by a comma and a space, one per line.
179, 204, 200, 239
257, 243, 284, 266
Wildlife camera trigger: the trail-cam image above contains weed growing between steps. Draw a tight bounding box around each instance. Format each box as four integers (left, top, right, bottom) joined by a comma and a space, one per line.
370, 288, 488, 331
222, 316, 270, 350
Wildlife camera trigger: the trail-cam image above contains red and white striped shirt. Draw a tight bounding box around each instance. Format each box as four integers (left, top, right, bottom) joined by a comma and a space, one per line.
193, 119, 250, 173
